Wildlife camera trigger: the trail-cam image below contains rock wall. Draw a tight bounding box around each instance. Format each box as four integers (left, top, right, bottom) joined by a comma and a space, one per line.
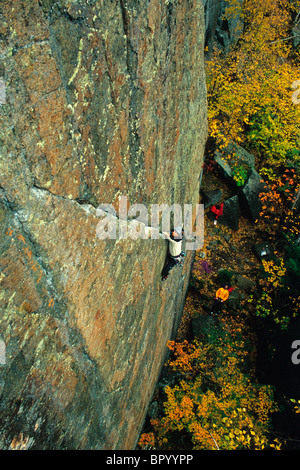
203, 0, 244, 52
0, 0, 207, 449
203, 0, 223, 48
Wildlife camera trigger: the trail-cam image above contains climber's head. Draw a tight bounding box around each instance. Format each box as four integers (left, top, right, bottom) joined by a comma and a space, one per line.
171, 227, 182, 241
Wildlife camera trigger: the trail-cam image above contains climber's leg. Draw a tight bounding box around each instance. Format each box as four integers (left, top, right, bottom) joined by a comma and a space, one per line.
162, 256, 177, 280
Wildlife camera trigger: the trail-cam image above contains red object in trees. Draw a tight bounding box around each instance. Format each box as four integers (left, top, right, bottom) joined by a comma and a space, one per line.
211, 203, 224, 219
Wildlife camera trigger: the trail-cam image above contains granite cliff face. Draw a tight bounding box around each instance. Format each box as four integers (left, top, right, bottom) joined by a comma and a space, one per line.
0, 0, 207, 449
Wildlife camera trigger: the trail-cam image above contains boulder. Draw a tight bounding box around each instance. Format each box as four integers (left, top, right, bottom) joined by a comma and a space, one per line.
214, 151, 234, 183
253, 242, 274, 262
239, 169, 267, 222
214, 142, 255, 188
201, 188, 223, 208
226, 141, 255, 168
219, 195, 240, 231
192, 314, 217, 340
292, 12, 300, 48
235, 274, 256, 291
212, 0, 244, 52
227, 288, 240, 301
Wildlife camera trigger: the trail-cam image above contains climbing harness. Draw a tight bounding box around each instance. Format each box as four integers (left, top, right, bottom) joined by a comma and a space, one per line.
162, 252, 186, 281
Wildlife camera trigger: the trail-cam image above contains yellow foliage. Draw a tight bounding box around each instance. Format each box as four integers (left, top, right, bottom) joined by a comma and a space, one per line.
262, 258, 287, 288
206, 0, 300, 168
151, 335, 280, 450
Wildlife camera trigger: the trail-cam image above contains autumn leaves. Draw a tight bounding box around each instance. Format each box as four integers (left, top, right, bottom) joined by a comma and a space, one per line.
206, 0, 300, 174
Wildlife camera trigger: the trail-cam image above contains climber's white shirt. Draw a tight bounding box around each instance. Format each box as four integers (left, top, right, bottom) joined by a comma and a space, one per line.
166, 236, 182, 257
143, 228, 182, 257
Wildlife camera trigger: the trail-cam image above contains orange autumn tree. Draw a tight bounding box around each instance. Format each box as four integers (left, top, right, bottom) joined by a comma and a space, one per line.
257, 169, 300, 238
206, 0, 300, 173
247, 169, 300, 328
147, 318, 280, 450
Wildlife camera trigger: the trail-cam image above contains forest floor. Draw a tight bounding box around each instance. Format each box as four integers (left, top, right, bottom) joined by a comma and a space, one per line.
138, 168, 300, 450
176, 169, 262, 342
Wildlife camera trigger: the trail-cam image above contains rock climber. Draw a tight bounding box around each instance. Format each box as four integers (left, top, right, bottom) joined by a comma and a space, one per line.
210, 284, 229, 315
211, 203, 224, 225
161, 227, 185, 281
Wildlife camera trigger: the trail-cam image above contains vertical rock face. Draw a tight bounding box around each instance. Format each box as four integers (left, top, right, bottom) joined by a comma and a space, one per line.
0, 0, 207, 449
203, 0, 244, 52
203, 0, 223, 48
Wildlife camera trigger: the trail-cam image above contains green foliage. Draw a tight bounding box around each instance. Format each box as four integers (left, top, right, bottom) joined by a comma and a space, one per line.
217, 269, 234, 285
231, 163, 249, 187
